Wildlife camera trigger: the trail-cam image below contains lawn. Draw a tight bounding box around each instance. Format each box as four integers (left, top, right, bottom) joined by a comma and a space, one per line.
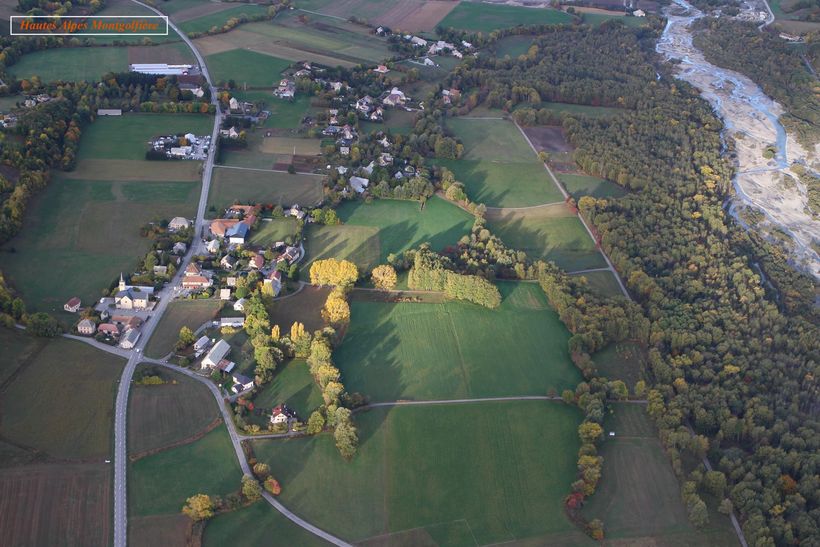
228, 92, 312, 130
251, 359, 323, 420
248, 218, 298, 247
0, 333, 124, 460
129, 365, 221, 455
207, 167, 324, 216
78, 113, 214, 161
8, 47, 128, 82
204, 499, 329, 547
438, 2, 571, 33
1, 176, 200, 313
582, 403, 739, 545
335, 281, 582, 401
129, 426, 243, 516
252, 401, 589, 545
144, 300, 224, 358
206, 49, 291, 88
302, 197, 473, 272
569, 269, 624, 298
581, 12, 649, 27
486, 204, 607, 271
592, 341, 647, 389
438, 117, 564, 207
179, 4, 269, 34
558, 173, 628, 199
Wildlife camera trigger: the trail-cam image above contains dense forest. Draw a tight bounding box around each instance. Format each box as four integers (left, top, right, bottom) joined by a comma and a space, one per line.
692, 18, 820, 147
456, 22, 819, 545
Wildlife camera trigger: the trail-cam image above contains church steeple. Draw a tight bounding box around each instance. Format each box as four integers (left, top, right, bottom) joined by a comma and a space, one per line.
119, 273, 126, 292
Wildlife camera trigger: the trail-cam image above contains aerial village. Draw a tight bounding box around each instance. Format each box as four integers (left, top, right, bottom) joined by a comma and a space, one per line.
55, 30, 473, 434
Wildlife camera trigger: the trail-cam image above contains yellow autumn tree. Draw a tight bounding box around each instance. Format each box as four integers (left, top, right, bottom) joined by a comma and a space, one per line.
371, 264, 397, 290
322, 292, 350, 324
310, 259, 358, 287
182, 494, 214, 521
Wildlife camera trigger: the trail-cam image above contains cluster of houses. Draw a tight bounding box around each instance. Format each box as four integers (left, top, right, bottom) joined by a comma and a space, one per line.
333, 132, 418, 195
149, 133, 211, 160
67, 294, 146, 349
0, 94, 54, 128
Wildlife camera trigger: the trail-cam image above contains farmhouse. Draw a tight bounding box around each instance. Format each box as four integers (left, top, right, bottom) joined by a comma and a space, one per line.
220, 288, 232, 300
120, 328, 141, 349
130, 63, 193, 75
382, 88, 407, 108
220, 255, 237, 270
410, 36, 428, 47
233, 298, 248, 312
231, 373, 255, 393
374, 65, 389, 74
185, 263, 202, 276
287, 205, 305, 220
206, 239, 221, 254
270, 404, 297, 424
226, 223, 250, 244
77, 318, 96, 335
250, 255, 264, 270
201, 339, 231, 370
278, 246, 300, 265
169, 217, 191, 231
275, 79, 296, 99
220, 126, 240, 139
211, 219, 239, 238
194, 335, 211, 352
64, 297, 81, 313
264, 270, 282, 296
182, 275, 212, 290
98, 323, 120, 337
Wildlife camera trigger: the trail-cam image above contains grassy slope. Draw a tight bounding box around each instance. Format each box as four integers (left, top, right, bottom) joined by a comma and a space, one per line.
206, 49, 291, 87
569, 269, 624, 299
592, 341, 647, 389
129, 426, 242, 516
248, 218, 298, 246
180, 4, 269, 34
253, 402, 588, 545
582, 404, 738, 545
251, 359, 323, 419
335, 281, 582, 401
487, 205, 607, 272
144, 300, 224, 358
438, 2, 571, 33
302, 197, 473, 273
441, 117, 563, 207
128, 365, 221, 454
0, 334, 123, 459
558, 173, 628, 200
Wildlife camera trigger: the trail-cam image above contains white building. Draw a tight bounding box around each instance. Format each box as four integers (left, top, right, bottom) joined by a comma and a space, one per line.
201, 339, 231, 370
129, 63, 194, 75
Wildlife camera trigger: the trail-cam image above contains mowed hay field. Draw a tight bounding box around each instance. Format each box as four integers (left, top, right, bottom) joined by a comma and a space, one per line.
336, 282, 582, 401
438, 2, 571, 33
559, 173, 628, 200
1, 176, 200, 313
0, 463, 112, 547
204, 499, 329, 547
207, 167, 324, 215
193, 10, 391, 67
128, 365, 222, 455
486, 203, 607, 271
592, 341, 647, 389
441, 117, 563, 207
248, 218, 298, 247
0, 333, 124, 460
129, 426, 243, 516
302, 197, 473, 272
583, 404, 739, 545
8, 47, 129, 82
253, 402, 589, 545
206, 48, 290, 87
144, 299, 224, 358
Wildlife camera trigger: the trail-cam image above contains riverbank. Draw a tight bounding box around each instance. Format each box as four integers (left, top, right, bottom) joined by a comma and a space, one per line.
657, 0, 820, 278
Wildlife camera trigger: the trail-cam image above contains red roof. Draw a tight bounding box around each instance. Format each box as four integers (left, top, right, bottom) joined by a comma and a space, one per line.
182, 275, 210, 287
65, 296, 81, 307
211, 219, 239, 237
99, 323, 119, 334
